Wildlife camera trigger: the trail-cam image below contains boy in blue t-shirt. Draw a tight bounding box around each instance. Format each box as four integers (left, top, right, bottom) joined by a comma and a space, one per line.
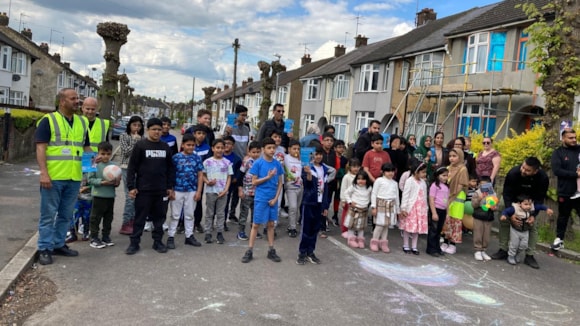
167, 134, 205, 249
192, 124, 210, 233
241, 137, 284, 263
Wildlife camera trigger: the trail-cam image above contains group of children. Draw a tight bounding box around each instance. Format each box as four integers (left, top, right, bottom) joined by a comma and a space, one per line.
70, 116, 554, 267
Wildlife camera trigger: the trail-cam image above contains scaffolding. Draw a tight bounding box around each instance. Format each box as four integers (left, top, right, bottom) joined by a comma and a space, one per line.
387, 58, 539, 139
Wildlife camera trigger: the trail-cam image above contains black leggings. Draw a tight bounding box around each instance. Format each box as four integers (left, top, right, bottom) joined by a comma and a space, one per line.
426, 208, 446, 254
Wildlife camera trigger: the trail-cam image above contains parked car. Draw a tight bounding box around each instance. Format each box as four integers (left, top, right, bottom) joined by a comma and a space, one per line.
171, 120, 177, 128
111, 116, 131, 140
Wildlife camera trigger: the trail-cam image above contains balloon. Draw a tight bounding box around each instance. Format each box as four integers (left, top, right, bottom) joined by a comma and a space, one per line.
462, 214, 474, 230
464, 201, 474, 215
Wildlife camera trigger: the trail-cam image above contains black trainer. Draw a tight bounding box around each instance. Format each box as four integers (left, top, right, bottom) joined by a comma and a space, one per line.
491, 249, 508, 260
524, 255, 540, 269
267, 248, 281, 262
296, 254, 307, 265
125, 244, 140, 255
307, 253, 321, 264
216, 232, 225, 244
288, 229, 298, 238
167, 237, 176, 249
38, 250, 53, 265
229, 216, 239, 223
52, 245, 79, 257
185, 235, 201, 247
205, 234, 213, 243
241, 249, 253, 263
152, 240, 168, 253
195, 225, 204, 234
101, 236, 115, 247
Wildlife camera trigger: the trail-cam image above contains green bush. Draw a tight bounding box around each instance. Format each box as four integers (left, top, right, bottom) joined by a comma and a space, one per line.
0, 108, 45, 132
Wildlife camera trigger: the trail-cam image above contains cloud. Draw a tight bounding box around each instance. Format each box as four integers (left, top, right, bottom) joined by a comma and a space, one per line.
10, 0, 414, 102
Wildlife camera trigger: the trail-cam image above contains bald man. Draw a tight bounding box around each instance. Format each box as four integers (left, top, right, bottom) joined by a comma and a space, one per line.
82, 97, 110, 152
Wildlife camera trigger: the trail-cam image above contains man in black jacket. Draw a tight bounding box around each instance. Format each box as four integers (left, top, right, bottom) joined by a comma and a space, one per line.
491, 157, 548, 269
257, 103, 292, 150
353, 119, 381, 162
550, 128, 580, 251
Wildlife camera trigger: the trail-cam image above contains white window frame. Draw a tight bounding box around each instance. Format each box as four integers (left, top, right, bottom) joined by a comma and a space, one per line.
255, 93, 262, 109
278, 86, 288, 104
333, 74, 349, 99
408, 112, 436, 138
355, 111, 375, 133
57, 71, 65, 88
466, 32, 489, 74
306, 79, 319, 100
303, 114, 315, 137
1, 46, 12, 71
9, 90, 24, 106
399, 61, 409, 90
0, 87, 8, 104
412, 53, 443, 87
382, 64, 390, 91
11, 52, 26, 75
359, 64, 380, 92
331, 115, 347, 141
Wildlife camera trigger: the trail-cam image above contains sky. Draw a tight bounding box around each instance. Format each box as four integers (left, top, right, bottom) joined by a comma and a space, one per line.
5, 0, 499, 103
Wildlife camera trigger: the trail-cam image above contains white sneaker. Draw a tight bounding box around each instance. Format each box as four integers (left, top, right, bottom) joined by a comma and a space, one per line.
444, 244, 456, 254
474, 251, 483, 261
552, 237, 564, 250
440, 243, 449, 251
162, 223, 169, 231
571, 192, 580, 200
78, 224, 84, 235
144, 221, 153, 232
279, 210, 289, 218
481, 251, 492, 261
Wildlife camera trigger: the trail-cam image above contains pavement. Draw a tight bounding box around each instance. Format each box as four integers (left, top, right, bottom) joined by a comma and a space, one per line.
2, 144, 580, 324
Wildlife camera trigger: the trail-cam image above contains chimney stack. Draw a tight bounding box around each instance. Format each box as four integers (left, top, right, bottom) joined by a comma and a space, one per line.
242, 80, 247, 87
334, 44, 346, 57
247, 77, 253, 83
21, 28, 32, 40
40, 43, 49, 53
216, 88, 221, 93
355, 35, 369, 48
224, 84, 229, 90
63, 62, 70, 68
53, 53, 61, 62
301, 54, 312, 66
0, 12, 9, 26
416, 8, 437, 27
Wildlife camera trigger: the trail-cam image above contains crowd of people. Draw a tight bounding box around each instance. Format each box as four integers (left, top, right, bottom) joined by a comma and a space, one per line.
34, 88, 580, 269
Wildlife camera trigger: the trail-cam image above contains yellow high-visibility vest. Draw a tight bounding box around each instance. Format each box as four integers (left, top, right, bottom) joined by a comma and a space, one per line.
84, 117, 110, 152
40, 112, 88, 181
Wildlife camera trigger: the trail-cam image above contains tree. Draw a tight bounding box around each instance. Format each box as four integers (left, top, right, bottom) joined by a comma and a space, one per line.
257, 60, 286, 127
202, 86, 216, 111
521, 0, 580, 148
96, 22, 131, 120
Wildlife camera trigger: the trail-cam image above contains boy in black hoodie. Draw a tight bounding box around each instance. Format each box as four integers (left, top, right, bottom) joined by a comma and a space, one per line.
126, 118, 176, 255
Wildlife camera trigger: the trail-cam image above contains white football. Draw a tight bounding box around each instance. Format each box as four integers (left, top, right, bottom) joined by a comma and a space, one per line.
103, 165, 122, 181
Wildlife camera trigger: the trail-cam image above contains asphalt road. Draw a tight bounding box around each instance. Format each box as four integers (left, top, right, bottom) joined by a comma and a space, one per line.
4, 132, 580, 325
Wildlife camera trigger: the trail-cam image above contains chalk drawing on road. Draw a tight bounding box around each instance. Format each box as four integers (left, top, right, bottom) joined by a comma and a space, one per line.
191, 302, 225, 315
360, 257, 458, 287
454, 290, 502, 306
261, 313, 283, 320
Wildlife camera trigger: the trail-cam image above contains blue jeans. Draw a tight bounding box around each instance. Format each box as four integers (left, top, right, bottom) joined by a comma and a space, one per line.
122, 168, 135, 224
38, 180, 81, 251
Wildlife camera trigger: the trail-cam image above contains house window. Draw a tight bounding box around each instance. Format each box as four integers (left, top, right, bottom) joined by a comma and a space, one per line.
245, 94, 252, 108
383, 64, 390, 91
407, 112, 436, 138
457, 104, 496, 136
306, 79, 319, 100
67, 75, 74, 88
57, 72, 65, 88
1, 46, 11, 70
466, 33, 489, 73
278, 86, 288, 103
333, 75, 349, 99
9, 91, 24, 106
331, 115, 347, 141
238, 96, 244, 106
412, 53, 444, 86
355, 111, 375, 133
255, 93, 262, 109
517, 31, 528, 70
399, 61, 409, 90
303, 114, 315, 137
0, 87, 8, 104
359, 64, 379, 91
11, 52, 26, 75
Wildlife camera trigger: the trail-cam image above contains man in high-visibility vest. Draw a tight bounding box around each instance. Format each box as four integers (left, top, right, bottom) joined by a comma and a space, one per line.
35, 88, 91, 265
81, 97, 110, 152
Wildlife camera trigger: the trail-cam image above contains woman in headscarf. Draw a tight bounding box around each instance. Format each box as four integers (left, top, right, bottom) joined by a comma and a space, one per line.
385, 135, 408, 181
413, 135, 433, 180
406, 134, 417, 156
441, 148, 469, 255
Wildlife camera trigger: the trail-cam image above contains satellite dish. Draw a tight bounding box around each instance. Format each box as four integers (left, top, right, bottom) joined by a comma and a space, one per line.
12, 75, 21, 81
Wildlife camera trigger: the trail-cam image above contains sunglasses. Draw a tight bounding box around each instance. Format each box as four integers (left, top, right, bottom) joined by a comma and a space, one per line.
482, 141, 491, 145
276, 110, 285, 113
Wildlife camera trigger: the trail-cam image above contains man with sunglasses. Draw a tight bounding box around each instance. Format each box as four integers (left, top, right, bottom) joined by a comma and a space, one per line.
257, 103, 292, 151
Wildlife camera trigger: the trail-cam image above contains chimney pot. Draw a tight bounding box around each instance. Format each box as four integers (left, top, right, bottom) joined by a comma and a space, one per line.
53, 53, 61, 62
354, 35, 369, 48
334, 44, 346, 57
416, 8, 437, 27
0, 12, 9, 26
21, 28, 32, 40
301, 54, 312, 65
247, 77, 253, 83
40, 43, 49, 53
224, 84, 229, 90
